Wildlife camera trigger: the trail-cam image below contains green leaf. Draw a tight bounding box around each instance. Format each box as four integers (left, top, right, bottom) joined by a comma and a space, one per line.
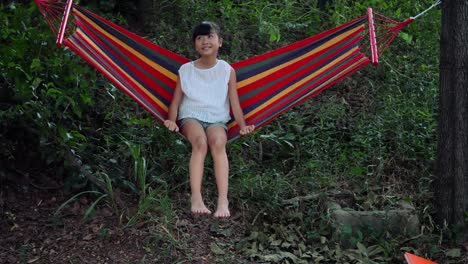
210, 243, 225, 255
281, 241, 292, 248
399, 32, 413, 44
54, 191, 103, 216
218, 227, 233, 237
30, 58, 42, 70
46, 88, 62, 98
357, 242, 367, 255
445, 248, 461, 258
280, 251, 298, 262
82, 194, 108, 221
351, 166, 365, 176
80, 93, 93, 105
320, 236, 327, 244
367, 245, 383, 256
248, 231, 259, 240
263, 254, 282, 262
271, 239, 282, 246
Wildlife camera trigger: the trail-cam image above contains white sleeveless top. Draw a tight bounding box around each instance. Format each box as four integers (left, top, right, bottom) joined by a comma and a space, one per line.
178, 59, 232, 123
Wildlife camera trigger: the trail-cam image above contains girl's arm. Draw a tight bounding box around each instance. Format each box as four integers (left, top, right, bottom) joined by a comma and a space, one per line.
228, 68, 254, 135
164, 77, 183, 132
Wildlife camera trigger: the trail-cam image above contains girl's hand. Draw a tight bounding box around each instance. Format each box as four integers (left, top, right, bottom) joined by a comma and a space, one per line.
239, 125, 255, 136
164, 120, 179, 132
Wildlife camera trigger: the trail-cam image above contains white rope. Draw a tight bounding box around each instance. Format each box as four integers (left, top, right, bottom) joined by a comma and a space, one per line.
412, 0, 442, 19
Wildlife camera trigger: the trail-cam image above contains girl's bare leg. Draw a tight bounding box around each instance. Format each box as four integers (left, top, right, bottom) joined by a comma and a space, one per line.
207, 126, 230, 218
182, 120, 211, 215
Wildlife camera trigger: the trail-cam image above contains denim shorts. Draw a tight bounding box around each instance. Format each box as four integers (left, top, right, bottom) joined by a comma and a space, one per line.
179, 118, 228, 131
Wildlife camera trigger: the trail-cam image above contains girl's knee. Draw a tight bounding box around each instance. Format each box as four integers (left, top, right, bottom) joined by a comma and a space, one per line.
191, 136, 208, 153
209, 137, 227, 152
207, 127, 227, 150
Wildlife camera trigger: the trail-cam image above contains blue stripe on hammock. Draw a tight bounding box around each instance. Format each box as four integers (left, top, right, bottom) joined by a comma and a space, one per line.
236, 17, 367, 82
239, 35, 364, 114
238, 54, 369, 129
75, 5, 181, 75
238, 31, 363, 102
75, 16, 173, 107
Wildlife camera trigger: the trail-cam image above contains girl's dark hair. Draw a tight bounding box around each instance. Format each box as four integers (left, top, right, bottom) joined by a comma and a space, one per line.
191, 21, 221, 42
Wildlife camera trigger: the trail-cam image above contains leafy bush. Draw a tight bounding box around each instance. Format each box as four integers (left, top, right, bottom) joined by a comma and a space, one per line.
1, 1, 97, 182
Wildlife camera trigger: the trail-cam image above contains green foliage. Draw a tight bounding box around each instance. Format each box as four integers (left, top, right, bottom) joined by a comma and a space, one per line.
1, 1, 98, 183
54, 190, 107, 222
125, 141, 148, 199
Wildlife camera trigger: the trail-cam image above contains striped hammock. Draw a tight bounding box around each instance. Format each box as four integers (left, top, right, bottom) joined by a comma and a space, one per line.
34, 0, 413, 140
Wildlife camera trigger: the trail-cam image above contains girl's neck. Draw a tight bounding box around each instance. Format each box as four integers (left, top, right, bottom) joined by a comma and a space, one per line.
195, 56, 218, 69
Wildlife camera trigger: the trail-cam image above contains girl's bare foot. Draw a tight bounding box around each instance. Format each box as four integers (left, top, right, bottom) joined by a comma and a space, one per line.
214, 199, 230, 218
191, 196, 211, 215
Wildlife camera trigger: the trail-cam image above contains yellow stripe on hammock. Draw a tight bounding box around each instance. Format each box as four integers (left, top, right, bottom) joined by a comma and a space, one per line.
237, 25, 365, 89
74, 8, 177, 83
74, 28, 169, 113
243, 47, 362, 120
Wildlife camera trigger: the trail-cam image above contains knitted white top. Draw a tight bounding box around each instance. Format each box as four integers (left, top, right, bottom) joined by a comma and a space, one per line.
178, 59, 232, 123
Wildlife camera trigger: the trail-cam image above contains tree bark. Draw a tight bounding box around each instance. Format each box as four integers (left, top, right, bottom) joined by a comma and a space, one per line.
435, 0, 468, 241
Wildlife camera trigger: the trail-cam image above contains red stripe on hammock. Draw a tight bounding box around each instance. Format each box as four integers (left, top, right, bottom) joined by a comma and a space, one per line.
251, 55, 368, 126
228, 54, 369, 138
66, 39, 168, 122
238, 35, 363, 111
67, 29, 169, 120
229, 58, 356, 137
237, 26, 364, 98
71, 21, 166, 112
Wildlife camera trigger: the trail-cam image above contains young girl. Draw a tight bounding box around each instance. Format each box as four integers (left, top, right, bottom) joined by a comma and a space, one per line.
164, 21, 255, 218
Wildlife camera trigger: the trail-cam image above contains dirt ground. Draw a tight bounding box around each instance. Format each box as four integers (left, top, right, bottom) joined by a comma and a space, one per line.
0, 179, 248, 264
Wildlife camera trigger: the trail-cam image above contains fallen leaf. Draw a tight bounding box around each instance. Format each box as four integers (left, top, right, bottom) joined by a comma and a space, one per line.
210, 242, 225, 255
27, 257, 40, 263
83, 234, 93, 241
271, 239, 282, 246
281, 241, 292, 248
249, 231, 259, 240
262, 254, 282, 262
176, 219, 190, 227
219, 227, 233, 237
320, 236, 327, 244
445, 248, 461, 258
280, 251, 298, 262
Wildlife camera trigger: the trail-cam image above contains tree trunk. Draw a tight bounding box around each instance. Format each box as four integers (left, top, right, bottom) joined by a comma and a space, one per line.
435, 0, 468, 241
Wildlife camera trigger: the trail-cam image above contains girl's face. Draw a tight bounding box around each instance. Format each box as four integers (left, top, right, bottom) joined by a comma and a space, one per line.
194, 31, 222, 57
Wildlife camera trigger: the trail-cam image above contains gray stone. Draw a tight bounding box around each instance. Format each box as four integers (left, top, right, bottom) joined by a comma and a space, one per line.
328, 202, 420, 247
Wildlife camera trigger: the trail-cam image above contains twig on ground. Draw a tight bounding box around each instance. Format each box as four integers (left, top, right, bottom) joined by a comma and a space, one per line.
282, 190, 353, 205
